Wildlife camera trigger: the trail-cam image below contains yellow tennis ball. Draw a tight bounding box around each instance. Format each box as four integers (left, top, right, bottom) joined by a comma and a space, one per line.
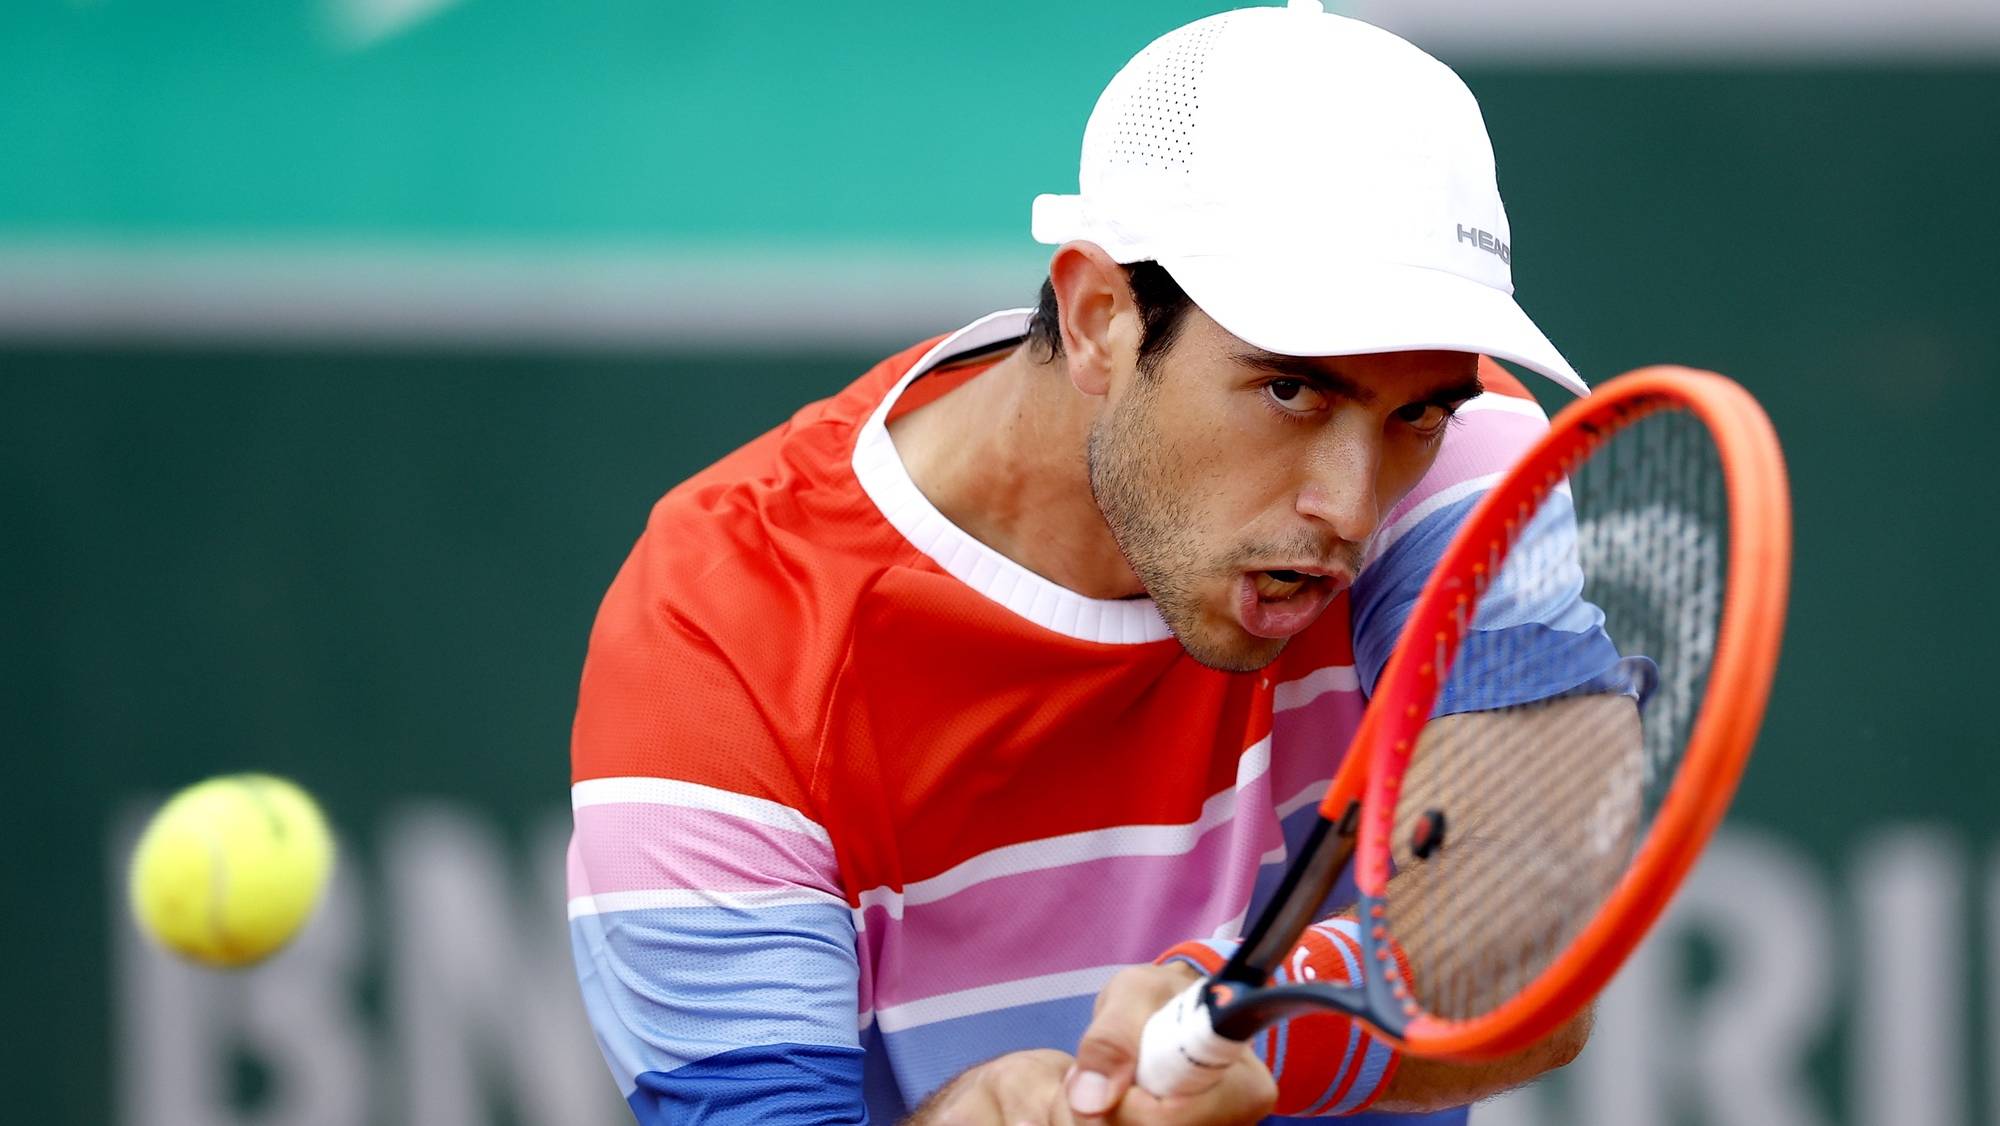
128, 773, 335, 968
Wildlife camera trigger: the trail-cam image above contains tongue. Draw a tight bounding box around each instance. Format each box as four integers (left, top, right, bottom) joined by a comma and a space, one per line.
1240, 574, 1332, 639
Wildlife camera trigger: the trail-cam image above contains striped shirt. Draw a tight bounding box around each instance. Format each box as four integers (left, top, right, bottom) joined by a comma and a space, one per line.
568, 309, 1583, 1124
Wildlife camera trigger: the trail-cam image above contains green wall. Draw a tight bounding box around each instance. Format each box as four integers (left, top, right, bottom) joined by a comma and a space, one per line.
4, 44, 1997, 1126
2, 0, 1217, 245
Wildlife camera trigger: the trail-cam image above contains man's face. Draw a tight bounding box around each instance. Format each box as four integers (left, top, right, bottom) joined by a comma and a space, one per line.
1087, 306, 1483, 672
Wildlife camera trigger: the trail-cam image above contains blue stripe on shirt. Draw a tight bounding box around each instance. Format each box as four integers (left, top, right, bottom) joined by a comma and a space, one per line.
570, 901, 861, 1092
629, 1043, 867, 1125
859, 1021, 910, 1125
880, 992, 1096, 1103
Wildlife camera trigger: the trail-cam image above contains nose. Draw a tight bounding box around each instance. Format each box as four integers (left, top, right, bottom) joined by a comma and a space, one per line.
1294, 415, 1384, 546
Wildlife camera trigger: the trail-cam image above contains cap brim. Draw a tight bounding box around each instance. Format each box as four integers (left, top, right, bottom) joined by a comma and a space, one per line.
1156, 254, 1587, 397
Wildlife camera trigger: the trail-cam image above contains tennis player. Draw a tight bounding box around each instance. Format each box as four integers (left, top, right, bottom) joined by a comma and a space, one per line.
569, 4, 1620, 1122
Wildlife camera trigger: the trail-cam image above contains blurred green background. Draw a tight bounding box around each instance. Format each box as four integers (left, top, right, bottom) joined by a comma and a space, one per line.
4, 2, 1997, 1123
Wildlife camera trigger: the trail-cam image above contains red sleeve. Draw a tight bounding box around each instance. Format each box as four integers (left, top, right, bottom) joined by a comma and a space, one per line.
570, 505, 815, 809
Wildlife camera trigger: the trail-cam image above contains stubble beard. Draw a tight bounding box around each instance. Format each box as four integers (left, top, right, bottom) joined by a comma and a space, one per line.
1085, 379, 1275, 674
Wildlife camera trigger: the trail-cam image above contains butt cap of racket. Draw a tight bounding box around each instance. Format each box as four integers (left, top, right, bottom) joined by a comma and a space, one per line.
1136, 979, 1247, 1097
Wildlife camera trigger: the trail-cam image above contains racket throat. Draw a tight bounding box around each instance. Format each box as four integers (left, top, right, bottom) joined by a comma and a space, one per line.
1198, 800, 1416, 1040
1221, 801, 1360, 988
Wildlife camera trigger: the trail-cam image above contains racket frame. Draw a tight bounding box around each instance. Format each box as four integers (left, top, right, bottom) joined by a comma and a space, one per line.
1338, 366, 1792, 1059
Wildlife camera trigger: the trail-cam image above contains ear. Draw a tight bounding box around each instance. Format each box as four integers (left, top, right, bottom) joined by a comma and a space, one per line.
1047, 242, 1142, 398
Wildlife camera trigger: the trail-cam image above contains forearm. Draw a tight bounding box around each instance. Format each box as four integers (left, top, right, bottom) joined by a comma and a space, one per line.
1369, 1005, 1592, 1114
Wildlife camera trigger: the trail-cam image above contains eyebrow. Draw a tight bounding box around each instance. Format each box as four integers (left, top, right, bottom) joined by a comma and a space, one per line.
1232, 350, 1486, 406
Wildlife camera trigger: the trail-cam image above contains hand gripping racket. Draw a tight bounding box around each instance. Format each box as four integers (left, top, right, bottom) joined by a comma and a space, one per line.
1138, 367, 1791, 1092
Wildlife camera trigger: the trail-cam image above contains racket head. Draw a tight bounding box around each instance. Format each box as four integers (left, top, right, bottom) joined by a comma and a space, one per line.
1349, 367, 1790, 1060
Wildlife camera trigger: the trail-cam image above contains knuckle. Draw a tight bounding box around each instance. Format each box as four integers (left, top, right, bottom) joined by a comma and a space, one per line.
1080, 1015, 1138, 1052
928, 1083, 987, 1126
1013, 1048, 1073, 1080
967, 1060, 1017, 1101
1098, 965, 1175, 1015
1078, 964, 1187, 1076
1074, 1030, 1136, 1072
1094, 966, 1152, 1015
965, 1050, 1072, 1113
979, 1052, 1035, 1086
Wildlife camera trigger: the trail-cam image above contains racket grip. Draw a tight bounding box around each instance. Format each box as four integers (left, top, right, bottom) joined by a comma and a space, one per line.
1136, 979, 1249, 1097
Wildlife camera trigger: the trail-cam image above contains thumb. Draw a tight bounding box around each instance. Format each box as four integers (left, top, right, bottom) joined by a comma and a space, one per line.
1068, 964, 1196, 1117
1065, 1064, 1120, 1118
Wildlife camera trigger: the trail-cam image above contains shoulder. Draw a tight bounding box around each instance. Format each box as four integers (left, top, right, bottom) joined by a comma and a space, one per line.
1374, 358, 1553, 561
572, 337, 950, 789
1347, 360, 1563, 681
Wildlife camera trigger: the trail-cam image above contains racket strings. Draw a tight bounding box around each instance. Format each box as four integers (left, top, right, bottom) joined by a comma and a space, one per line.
1384, 405, 1728, 1024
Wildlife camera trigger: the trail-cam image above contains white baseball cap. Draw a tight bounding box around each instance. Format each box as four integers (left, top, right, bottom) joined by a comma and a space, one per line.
1032, 0, 1586, 396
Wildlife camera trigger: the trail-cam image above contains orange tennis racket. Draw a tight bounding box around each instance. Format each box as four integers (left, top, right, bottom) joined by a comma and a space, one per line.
1139, 367, 1791, 1092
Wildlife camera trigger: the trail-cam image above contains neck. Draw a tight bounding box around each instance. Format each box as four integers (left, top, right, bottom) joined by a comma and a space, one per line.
887, 345, 1144, 599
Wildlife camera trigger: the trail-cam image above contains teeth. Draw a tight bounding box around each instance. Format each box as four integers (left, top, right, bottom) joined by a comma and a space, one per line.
1256, 571, 1309, 600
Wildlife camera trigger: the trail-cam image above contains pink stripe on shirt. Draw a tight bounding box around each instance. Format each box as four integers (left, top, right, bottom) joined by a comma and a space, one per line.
1270, 681, 1367, 810
859, 768, 1282, 1010
569, 801, 842, 899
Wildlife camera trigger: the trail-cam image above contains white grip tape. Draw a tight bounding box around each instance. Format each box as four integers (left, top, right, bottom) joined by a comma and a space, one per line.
1136, 979, 1250, 1097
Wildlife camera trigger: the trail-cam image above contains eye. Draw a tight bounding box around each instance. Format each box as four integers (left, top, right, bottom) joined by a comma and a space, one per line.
1395, 401, 1455, 434
1264, 379, 1325, 414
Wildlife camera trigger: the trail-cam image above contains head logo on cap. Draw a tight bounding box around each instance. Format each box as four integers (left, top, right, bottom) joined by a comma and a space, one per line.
1457, 224, 1512, 265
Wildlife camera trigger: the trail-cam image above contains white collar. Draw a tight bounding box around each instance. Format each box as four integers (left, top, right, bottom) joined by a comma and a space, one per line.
850, 309, 1173, 644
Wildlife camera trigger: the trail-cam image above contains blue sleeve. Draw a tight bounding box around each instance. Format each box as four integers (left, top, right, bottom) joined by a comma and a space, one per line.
567, 773, 874, 1126
627, 1043, 869, 1125
570, 896, 870, 1125
1353, 488, 1649, 717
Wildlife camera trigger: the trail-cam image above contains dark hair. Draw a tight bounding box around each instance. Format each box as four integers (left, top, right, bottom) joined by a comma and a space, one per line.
1024, 260, 1195, 376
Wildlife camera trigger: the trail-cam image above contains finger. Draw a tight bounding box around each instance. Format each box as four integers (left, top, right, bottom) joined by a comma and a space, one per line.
983, 1050, 1073, 1126
923, 1050, 1072, 1126
1109, 1050, 1277, 1126
1070, 964, 1199, 1117
925, 1076, 1001, 1126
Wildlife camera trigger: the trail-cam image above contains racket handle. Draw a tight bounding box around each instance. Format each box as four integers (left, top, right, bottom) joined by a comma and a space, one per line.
1136, 979, 1250, 1097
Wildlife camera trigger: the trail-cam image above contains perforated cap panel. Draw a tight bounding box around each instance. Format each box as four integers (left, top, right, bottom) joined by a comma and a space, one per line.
1092, 13, 1236, 175
1030, 5, 1586, 394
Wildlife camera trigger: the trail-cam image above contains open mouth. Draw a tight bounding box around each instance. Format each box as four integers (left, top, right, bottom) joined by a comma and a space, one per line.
1254, 568, 1312, 600
1237, 568, 1348, 640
